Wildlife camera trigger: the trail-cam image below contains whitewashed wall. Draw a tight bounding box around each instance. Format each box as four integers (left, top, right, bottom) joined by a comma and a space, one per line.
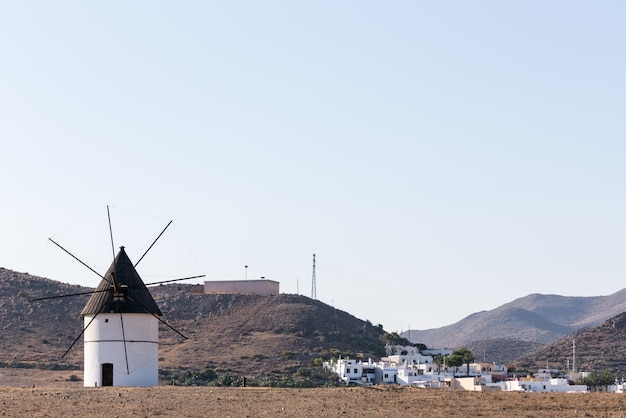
83, 314, 159, 387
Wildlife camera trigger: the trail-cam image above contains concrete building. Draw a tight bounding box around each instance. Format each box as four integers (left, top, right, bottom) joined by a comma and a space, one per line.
327, 358, 376, 385
203, 279, 279, 295
497, 378, 587, 392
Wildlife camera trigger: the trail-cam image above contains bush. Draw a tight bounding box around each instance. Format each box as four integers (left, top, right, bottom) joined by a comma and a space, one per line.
198, 368, 217, 381
297, 368, 311, 377
214, 373, 243, 387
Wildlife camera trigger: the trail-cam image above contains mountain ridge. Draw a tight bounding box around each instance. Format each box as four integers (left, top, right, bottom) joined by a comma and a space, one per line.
404, 288, 626, 349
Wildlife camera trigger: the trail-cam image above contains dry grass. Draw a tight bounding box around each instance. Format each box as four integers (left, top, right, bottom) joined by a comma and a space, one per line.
2, 370, 626, 417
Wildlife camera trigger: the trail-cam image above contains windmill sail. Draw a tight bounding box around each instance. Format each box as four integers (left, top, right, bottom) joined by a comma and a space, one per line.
81, 246, 162, 316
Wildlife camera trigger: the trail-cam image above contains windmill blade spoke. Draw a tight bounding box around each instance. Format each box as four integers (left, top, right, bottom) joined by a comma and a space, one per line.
61, 331, 84, 360
107, 205, 115, 260
49, 238, 106, 281
30, 288, 107, 301
125, 294, 188, 339
61, 307, 103, 359
119, 313, 130, 374
144, 275, 206, 287
134, 220, 172, 268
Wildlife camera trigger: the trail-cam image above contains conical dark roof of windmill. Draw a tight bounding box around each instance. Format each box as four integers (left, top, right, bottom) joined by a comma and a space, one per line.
80, 246, 163, 316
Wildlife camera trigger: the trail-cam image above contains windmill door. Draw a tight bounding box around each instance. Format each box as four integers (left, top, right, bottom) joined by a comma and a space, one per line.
102, 363, 113, 386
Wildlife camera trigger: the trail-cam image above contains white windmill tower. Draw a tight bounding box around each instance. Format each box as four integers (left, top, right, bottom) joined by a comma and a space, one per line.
32, 207, 203, 387
81, 246, 162, 387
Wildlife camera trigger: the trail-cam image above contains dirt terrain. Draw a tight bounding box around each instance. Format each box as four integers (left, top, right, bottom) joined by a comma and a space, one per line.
1, 370, 626, 417
2, 385, 626, 417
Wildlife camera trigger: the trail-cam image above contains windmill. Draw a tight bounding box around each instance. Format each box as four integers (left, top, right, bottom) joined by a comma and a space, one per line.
32, 207, 204, 387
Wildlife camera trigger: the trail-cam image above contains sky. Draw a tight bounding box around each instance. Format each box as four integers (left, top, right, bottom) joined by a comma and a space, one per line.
1, 1, 625, 333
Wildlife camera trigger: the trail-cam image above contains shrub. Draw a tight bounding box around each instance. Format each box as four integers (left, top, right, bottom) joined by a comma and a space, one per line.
198, 368, 217, 381
214, 373, 243, 387
297, 368, 311, 377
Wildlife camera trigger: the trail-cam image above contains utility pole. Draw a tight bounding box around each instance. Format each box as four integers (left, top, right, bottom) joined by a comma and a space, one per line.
311, 254, 317, 300
572, 339, 576, 375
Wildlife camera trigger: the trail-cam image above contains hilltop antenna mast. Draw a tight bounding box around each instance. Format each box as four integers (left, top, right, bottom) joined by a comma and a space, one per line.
311, 253, 317, 300
572, 339, 576, 375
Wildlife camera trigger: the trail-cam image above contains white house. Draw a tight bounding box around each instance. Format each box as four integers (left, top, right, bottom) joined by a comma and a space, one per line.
450, 376, 502, 391
376, 362, 399, 384
327, 358, 376, 385
467, 363, 508, 380
498, 378, 587, 393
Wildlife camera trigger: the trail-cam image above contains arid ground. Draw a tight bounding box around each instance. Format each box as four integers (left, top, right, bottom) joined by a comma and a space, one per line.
2, 370, 626, 417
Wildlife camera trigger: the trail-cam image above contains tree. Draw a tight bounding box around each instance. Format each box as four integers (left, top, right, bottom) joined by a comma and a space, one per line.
453, 348, 476, 376
414, 343, 427, 352
446, 353, 463, 375
380, 331, 411, 346
576, 371, 616, 392
433, 354, 445, 374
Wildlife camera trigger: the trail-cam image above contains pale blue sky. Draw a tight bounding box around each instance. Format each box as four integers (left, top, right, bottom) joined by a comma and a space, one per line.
1, 2, 624, 332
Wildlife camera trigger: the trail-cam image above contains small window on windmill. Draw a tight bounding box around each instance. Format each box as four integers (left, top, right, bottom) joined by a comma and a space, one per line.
113, 285, 128, 303
105, 319, 109, 323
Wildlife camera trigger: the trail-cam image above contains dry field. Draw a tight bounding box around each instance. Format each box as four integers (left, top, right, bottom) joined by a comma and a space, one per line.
2, 370, 626, 417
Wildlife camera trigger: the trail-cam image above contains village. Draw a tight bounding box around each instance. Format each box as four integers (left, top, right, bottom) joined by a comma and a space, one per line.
325, 344, 625, 393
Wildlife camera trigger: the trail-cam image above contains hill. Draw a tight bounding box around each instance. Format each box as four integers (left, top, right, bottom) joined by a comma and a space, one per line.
0, 268, 88, 366
0, 268, 402, 384
149, 285, 392, 377
462, 339, 545, 366
512, 312, 626, 374
403, 290, 626, 350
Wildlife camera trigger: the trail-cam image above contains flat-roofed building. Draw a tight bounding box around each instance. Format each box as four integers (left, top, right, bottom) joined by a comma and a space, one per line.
203, 279, 279, 295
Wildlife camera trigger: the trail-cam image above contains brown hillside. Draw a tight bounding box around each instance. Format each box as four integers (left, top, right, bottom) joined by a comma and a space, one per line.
463, 339, 545, 366
1, 268, 392, 381
149, 285, 388, 376
0, 268, 87, 366
512, 311, 626, 374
